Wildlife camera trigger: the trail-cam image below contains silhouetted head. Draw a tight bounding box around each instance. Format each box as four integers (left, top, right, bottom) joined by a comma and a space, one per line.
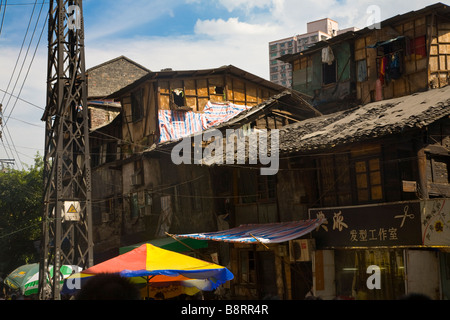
75, 273, 141, 300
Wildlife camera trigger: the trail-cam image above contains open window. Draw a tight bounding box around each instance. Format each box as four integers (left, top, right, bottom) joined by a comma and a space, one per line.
322, 60, 337, 85
172, 88, 185, 108
373, 37, 405, 83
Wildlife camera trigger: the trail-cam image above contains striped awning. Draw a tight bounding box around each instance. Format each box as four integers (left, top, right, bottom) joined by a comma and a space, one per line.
175, 219, 324, 244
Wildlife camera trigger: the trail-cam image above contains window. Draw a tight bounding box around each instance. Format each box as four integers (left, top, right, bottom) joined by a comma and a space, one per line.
240, 250, 256, 284
131, 89, 144, 122
214, 86, 225, 95
354, 158, 383, 203
376, 38, 405, 82
322, 60, 337, 85
357, 60, 368, 82
130, 193, 139, 218
316, 155, 352, 206
172, 88, 185, 107
258, 175, 276, 201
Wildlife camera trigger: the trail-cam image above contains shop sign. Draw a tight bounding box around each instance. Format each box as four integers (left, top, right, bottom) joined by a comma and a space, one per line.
309, 201, 422, 248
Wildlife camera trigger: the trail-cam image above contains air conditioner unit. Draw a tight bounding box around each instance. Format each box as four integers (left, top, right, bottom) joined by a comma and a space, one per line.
289, 239, 315, 262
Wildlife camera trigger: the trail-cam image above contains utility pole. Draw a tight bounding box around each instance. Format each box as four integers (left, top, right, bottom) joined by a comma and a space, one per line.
38, 0, 93, 300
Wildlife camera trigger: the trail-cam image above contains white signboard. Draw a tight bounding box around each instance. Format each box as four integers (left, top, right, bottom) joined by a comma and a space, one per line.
63, 201, 81, 222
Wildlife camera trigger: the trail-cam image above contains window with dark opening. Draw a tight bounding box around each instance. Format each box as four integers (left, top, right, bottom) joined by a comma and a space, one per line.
322, 60, 337, 85
215, 86, 225, 95
131, 89, 143, 122
172, 89, 185, 107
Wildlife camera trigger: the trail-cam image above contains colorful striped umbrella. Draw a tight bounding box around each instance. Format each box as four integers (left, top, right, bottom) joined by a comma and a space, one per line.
4, 263, 81, 296
62, 243, 234, 297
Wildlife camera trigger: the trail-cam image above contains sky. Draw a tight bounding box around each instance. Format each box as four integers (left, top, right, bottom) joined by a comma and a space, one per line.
0, 0, 443, 169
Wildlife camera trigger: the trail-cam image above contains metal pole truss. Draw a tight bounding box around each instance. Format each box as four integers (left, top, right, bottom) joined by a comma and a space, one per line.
38, 0, 93, 300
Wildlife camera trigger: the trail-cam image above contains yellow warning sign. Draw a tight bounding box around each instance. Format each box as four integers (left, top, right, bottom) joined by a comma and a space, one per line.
63, 201, 81, 221
67, 204, 78, 214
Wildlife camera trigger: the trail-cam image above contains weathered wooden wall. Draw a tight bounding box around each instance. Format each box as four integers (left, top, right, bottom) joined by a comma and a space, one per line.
424, 118, 450, 198
291, 12, 450, 107
429, 16, 450, 88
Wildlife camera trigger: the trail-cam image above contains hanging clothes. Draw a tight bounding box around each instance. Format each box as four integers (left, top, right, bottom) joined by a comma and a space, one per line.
379, 56, 388, 84
388, 53, 401, 79
322, 46, 335, 65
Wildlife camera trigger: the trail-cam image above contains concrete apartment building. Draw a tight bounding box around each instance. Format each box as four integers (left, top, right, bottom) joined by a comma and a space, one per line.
269, 18, 356, 88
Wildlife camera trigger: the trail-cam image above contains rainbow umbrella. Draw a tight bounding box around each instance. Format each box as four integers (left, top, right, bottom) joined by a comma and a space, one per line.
62, 243, 233, 297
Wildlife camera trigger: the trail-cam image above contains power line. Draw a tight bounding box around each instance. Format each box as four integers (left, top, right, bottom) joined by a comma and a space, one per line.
3, 1, 48, 5
0, 0, 46, 169
0, 0, 38, 105
4, 6, 47, 126
0, 88, 44, 111
0, 0, 7, 37
0, 0, 40, 168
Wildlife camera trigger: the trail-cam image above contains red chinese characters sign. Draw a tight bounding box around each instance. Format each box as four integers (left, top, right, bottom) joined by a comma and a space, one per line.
309, 201, 422, 248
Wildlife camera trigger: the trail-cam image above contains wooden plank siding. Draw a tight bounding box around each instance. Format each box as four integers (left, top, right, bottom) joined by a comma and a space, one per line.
119, 73, 279, 156
287, 8, 450, 109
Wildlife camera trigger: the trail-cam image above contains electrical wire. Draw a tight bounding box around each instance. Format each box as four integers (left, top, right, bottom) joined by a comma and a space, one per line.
4, 6, 47, 126
0, 0, 6, 37
0, 0, 46, 169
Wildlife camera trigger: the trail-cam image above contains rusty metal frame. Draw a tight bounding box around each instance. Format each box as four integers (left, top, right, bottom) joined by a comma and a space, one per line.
38, 0, 93, 300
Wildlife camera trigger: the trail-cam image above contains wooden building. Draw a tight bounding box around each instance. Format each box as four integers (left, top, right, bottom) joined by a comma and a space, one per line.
151, 90, 321, 300
279, 3, 450, 114
86, 56, 149, 262
87, 3, 450, 299
275, 85, 450, 299
89, 65, 293, 264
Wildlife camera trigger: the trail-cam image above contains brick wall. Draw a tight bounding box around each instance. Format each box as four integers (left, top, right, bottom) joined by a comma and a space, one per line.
87, 57, 149, 98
